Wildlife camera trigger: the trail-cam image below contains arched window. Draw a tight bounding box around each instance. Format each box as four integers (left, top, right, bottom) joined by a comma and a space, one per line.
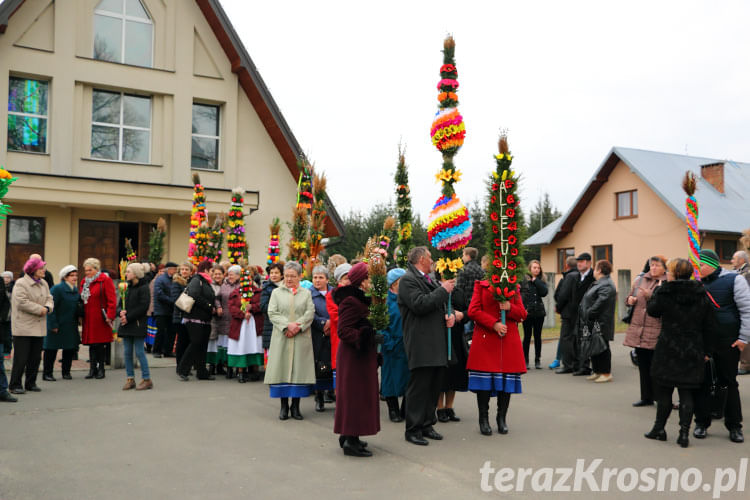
93, 0, 153, 67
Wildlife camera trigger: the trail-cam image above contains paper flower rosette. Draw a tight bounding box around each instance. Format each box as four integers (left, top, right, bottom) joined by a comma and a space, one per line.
188, 175, 207, 265
227, 189, 247, 264
239, 268, 254, 312
431, 108, 466, 153
267, 234, 280, 265
427, 194, 472, 278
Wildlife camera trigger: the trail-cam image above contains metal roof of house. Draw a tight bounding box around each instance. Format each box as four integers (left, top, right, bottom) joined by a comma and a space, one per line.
524, 147, 750, 246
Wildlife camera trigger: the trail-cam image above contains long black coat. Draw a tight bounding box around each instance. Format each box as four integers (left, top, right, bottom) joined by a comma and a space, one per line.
521, 276, 549, 318
397, 264, 450, 370
183, 274, 216, 323
442, 285, 469, 392
578, 275, 617, 341
260, 280, 280, 350
117, 279, 151, 338
647, 280, 713, 389
554, 268, 579, 319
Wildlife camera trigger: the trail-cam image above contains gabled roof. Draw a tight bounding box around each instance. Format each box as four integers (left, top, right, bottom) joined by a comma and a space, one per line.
0, 0, 343, 236
524, 147, 750, 246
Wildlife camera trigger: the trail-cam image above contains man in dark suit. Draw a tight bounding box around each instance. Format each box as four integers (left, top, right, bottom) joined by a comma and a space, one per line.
554, 256, 580, 374
398, 246, 456, 446
572, 253, 595, 376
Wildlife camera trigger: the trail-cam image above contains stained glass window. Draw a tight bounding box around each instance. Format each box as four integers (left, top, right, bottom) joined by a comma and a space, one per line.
7, 77, 49, 153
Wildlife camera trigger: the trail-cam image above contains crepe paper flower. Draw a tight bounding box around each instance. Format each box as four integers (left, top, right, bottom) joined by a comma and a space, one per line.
437, 78, 459, 90
440, 64, 457, 74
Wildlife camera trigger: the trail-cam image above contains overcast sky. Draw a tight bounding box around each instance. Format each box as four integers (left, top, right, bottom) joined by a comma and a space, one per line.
221, 0, 750, 227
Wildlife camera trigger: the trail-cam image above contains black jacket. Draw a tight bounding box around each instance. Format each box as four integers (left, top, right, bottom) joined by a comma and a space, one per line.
260, 280, 280, 350
521, 276, 549, 318
578, 275, 617, 341
117, 279, 151, 338
647, 280, 713, 388
572, 269, 595, 312
397, 263, 450, 370
184, 274, 216, 323
554, 268, 579, 319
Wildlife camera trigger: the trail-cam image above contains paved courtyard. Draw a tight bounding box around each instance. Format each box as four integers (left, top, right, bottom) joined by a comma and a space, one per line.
2, 334, 749, 499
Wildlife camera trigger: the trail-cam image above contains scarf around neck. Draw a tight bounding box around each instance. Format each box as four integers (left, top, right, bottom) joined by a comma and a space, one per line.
81, 272, 101, 304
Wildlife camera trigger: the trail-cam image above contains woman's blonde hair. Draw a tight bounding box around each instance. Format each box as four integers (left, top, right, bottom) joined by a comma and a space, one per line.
126, 263, 145, 280
82, 258, 101, 271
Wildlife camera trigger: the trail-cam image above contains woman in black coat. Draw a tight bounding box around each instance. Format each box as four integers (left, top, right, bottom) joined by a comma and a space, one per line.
177, 260, 216, 381
644, 258, 713, 448
260, 263, 284, 351
578, 260, 617, 383
520, 260, 549, 369
118, 264, 152, 390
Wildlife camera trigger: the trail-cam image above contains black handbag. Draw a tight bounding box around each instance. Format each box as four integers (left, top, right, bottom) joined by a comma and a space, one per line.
622, 276, 643, 324
580, 320, 608, 359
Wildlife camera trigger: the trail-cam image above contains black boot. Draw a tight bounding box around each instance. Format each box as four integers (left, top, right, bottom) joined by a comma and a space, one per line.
290, 397, 303, 420
95, 361, 105, 379
61, 357, 72, 380
386, 397, 403, 422
225, 367, 234, 380
279, 398, 290, 420
315, 391, 325, 412
497, 392, 511, 434
208, 364, 216, 376
437, 408, 450, 423
446, 408, 461, 422
343, 436, 372, 457
85, 348, 97, 379
677, 401, 692, 448
238, 370, 247, 383
216, 363, 226, 375
477, 391, 492, 436
645, 400, 672, 441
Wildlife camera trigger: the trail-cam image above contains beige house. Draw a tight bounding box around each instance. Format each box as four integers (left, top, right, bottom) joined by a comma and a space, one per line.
525, 147, 749, 318
0, 0, 341, 277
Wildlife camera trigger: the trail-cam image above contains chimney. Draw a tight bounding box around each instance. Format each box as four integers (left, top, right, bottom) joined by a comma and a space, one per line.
701, 162, 725, 194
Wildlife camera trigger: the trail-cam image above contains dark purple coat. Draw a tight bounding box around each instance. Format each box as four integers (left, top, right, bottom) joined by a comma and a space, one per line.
332, 286, 380, 437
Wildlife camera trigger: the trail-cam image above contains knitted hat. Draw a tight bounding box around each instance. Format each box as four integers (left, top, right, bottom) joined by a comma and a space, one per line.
699, 249, 720, 269
333, 263, 352, 283
23, 257, 45, 276
59, 265, 78, 281
347, 262, 369, 288
387, 268, 406, 287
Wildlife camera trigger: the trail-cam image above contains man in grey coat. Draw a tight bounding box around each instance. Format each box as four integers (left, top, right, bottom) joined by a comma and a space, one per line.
398, 247, 456, 446
733, 251, 750, 375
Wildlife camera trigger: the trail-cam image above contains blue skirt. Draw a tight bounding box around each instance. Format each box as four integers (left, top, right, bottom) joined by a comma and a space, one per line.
269, 384, 312, 398
468, 371, 522, 395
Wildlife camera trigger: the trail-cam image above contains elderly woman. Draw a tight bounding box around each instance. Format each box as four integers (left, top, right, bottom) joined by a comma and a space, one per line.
579, 260, 617, 383
177, 260, 216, 381
644, 258, 713, 448
466, 278, 527, 436
310, 265, 334, 412
170, 262, 192, 367
227, 267, 263, 383
8, 257, 54, 393
333, 262, 380, 457
264, 261, 315, 420
381, 268, 409, 422
118, 263, 153, 390
216, 264, 241, 378
260, 262, 284, 355
624, 256, 667, 406
80, 257, 117, 380
42, 265, 80, 381
207, 265, 227, 376
326, 263, 352, 393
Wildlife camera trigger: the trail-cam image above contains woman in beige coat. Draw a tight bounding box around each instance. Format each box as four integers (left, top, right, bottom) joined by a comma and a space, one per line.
263, 261, 315, 421
9, 257, 53, 394
623, 256, 667, 407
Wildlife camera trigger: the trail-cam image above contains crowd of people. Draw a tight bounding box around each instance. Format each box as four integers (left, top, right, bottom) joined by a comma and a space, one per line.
1, 246, 749, 456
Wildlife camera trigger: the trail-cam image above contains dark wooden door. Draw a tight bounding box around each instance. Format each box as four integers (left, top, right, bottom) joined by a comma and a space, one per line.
5, 216, 45, 278
78, 220, 118, 275
138, 222, 156, 263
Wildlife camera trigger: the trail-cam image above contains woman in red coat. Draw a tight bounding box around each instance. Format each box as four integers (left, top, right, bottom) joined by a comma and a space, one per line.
80, 258, 117, 380
466, 280, 527, 436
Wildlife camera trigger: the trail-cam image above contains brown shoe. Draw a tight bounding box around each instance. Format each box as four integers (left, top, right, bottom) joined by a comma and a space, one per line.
136, 379, 153, 391
122, 378, 136, 390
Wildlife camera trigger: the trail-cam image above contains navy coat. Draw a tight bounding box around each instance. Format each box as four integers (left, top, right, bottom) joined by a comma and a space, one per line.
380, 290, 409, 397
152, 271, 174, 317
44, 283, 81, 350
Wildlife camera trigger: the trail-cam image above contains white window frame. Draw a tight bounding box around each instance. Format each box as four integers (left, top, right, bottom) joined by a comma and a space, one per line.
7, 77, 50, 154
94, 0, 154, 68
191, 102, 221, 170
91, 89, 152, 164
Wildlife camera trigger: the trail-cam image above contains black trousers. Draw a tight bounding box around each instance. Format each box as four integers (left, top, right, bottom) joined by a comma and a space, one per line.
591, 342, 611, 374
88, 343, 107, 366
694, 344, 743, 430
574, 323, 591, 372
174, 323, 188, 366
559, 316, 578, 369
404, 366, 444, 435
655, 384, 693, 429
153, 315, 174, 355
522, 316, 545, 363
177, 322, 210, 378
635, 347, 655, 401
43, 348, 75, 376
10, 336, 43, 389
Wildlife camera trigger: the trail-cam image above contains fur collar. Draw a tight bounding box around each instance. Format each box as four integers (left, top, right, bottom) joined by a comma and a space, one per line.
333, 285, 370, 306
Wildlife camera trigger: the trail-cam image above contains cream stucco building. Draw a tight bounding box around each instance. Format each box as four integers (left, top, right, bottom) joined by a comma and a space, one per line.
525, 147, 749, 319
0, 0, 341, 277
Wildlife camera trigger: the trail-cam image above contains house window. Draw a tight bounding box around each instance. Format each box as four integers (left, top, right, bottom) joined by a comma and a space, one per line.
93, 0, 153, 67
91, 89, 151, 163
557, 248, 575, 273
715, 239, 737, 263
191, 103, 220, 170
593, 244, 613, 265
616, 190, 638, 219
7, 77, 49, 153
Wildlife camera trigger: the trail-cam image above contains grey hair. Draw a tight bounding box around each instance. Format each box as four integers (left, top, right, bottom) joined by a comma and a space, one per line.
126, 263, 145, 280
284, 261, 303, 276
736, 250, 749, 264
227, 265, 242, 276
312, 265, 328, 278
566, 256, 578, 269
407, 246, 430, 265
83, 257, 101, 271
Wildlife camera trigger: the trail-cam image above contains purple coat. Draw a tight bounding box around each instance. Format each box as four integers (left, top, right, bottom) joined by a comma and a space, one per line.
332, 286, 380, 437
